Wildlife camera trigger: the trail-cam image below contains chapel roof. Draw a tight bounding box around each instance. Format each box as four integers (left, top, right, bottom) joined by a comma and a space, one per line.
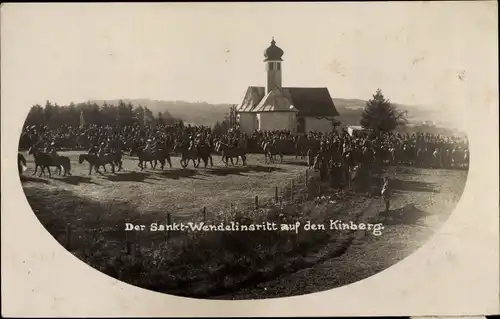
252, 88, 298, 113
235, 86, 340, 117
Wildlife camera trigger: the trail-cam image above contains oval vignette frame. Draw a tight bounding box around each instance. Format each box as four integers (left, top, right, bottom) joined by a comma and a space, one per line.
17, 110, 470, 300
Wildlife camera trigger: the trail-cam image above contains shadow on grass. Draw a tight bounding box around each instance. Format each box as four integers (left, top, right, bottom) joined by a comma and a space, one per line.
54, 175, 97, 185
157, 168, 200, 180
23, 187, 141, 243
106, 171, 153, 183
19, 175, 51, 184
371, 176, 437, 193
281, 160, 309, 167
378, 203, 432, 226
205, 165, 284, 177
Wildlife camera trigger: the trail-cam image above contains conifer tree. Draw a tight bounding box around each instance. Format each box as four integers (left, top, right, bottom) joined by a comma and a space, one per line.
359, 89, 408, 135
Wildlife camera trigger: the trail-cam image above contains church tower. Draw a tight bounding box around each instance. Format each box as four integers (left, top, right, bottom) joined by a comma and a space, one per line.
263, 37, 284, 94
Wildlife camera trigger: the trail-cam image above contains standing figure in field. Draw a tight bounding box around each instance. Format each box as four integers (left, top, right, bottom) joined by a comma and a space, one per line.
432, 147, 442, 168
381, 176, 391, 213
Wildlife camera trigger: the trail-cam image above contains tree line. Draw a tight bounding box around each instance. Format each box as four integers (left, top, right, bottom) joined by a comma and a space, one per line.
24, 100, 182, 128
23, 89, 409, 135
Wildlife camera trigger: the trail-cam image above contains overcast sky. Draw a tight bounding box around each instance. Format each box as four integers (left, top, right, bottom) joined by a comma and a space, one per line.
2, 2, 497, 121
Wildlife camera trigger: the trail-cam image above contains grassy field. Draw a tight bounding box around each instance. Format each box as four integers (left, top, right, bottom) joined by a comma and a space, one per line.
21, 151, 308, 219
220, 166, 469, 299
18, 151, 468, 299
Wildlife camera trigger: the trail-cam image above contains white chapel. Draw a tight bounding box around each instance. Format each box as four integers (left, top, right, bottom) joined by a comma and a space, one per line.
236, 38, 340, 135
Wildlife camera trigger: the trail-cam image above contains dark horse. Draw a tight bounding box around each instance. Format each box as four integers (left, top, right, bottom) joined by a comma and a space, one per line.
27, 147, 72, 177
198, 141, 214, 167
78, 153, 116, 175
173, 141, 205, 168
216, 142, 247, 167
129, 146, 172, 171
18, 153, 27, 175
262, 139, 285, 164
89, 150, 124, 172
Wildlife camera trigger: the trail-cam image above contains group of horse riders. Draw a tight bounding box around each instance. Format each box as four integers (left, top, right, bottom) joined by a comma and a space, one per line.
21, 122, 468, 173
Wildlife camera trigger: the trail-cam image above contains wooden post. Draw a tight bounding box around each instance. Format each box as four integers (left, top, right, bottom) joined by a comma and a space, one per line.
318, 183, 321, 196
254, 195, 259, 210
65, 223, 71, 249
275, 186, 278, 203
305, 170, 308, 185
203, 206, 207, 222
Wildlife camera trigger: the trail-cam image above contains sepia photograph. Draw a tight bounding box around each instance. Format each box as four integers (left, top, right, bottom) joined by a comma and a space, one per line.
2, 2, 498, 317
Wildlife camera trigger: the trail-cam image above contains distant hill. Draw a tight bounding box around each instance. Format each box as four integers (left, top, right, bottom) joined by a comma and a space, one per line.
91, 99, 231, 126
333, 98, 457, 129
89, 98, 457, 130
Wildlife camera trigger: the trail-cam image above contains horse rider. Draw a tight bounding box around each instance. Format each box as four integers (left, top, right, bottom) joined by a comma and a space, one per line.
46, 141, 59, 161
186, 135, 192, 151
238, 134, 247, 150
88, 142, 99, 155
196, 133, 207, 148
114, 137, 123, 154
205, 133, 213, 149
108, 135, 119, 154
144, 138, 156, 153
98, 142, 108, 159
231, 135, 238, 148
194, 133, 202, 147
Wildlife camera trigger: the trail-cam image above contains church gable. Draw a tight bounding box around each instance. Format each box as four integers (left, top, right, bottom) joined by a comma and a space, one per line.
235, 86, 266, 112
253, 88, 295, 112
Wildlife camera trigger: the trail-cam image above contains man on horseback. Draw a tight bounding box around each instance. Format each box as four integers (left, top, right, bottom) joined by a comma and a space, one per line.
109, 134, 120, 154
46, 141, 59, 162
98, 142, 108, 159
205, 133, 213, 149
238, 133, 248, 150
144, 138, 157, 153
188, 135, 196, 151
195, 133, 205, 148
88, 142, 99, 155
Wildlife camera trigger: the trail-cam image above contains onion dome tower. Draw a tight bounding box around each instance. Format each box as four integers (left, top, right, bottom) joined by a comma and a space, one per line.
264, 37, 284, 93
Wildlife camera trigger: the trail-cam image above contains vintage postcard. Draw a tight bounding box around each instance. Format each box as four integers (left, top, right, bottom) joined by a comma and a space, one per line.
1, 2, 498, 317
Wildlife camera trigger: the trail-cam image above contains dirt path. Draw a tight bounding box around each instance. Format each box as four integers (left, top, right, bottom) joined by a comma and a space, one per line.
216, 167, 468, 299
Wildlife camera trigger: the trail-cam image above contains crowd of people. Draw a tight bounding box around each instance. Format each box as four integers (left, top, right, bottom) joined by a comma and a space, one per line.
19, 122, 469, 170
